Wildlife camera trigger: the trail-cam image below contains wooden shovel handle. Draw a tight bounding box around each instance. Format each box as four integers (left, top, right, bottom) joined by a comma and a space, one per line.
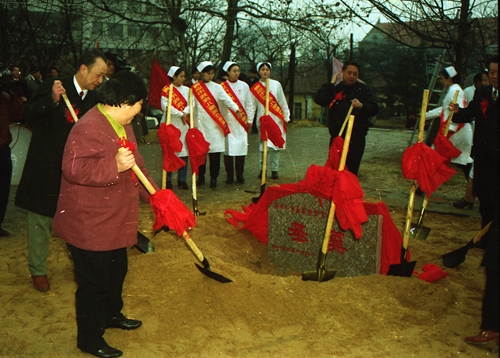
338, 104, 354, 137
403, 89, 429, 250
166, 84, 173, 125
473, 222, 492, 244
120, 148, 206, 261
320, 115, 354, 255
443, 90, 459, 137
62, 93, 79, 123
261, 78, 270, 186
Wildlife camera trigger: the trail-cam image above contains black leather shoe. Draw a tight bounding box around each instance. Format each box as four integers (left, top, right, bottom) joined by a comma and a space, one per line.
196, 177, 205, 186
105, 317, 142, 330
166, 181, 173, 189
210, 177, 217, 188
81, 344, 123, 358
237, 176, 245, 183
226, 177, 234, 184
453, 198, 474, 209
178, 181, 189, 189
271, 171, 279, 179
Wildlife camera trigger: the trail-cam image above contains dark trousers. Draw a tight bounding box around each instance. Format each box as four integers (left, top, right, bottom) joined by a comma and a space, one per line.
67, 244, 128, 351
198, 152, 221, 179
481, 268, 499, 332
0, 146, 12, 224
224, 155, 245, 179
329, 134, 366, 176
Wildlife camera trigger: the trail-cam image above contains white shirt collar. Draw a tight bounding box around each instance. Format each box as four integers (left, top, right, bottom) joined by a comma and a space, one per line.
73, 76, 88, 99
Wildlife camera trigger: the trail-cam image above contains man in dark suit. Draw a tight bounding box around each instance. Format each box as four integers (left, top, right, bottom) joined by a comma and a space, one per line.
451, 54, 498, 344
15, 49, 107, 291
314, 61, 379, 175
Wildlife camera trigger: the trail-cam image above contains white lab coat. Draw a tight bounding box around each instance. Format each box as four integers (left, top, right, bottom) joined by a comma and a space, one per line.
221, 80, 256, 156
193, 81, 239, 153
252, 78, 290, 151
160, 85, 190, 157
425, 83, 472, 165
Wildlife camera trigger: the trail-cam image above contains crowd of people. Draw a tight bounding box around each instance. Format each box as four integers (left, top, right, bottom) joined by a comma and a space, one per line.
0, 48, 497, 356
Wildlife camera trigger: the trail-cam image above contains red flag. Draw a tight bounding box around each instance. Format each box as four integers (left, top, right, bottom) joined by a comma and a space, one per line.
259, 115, 285, 148
148, 56, 170, 110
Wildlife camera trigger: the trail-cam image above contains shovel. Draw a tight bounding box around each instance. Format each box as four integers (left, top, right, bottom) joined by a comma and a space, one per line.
188, 89, 206, 216
161, 84, 173, 190
338, 104, 354, 137
409, 195, 431, 240
302, 114, 355, 282
252, 78, 270, 204
119, 155, 231, 283
409, 91, 460, 241
442, 221, 492, 268
387, 89, 429, 276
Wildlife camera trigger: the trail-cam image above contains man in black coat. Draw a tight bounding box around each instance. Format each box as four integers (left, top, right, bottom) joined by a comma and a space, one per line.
314, 61, 379, 175
451, 55, 498, 344
15, 49, 107, 291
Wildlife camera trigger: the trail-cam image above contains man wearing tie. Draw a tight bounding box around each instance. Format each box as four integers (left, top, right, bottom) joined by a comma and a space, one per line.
450, 54, 498, 345
15, 49, 107, 292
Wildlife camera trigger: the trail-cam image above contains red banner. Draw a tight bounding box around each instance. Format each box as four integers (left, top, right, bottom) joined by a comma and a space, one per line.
148, 56, 170, 110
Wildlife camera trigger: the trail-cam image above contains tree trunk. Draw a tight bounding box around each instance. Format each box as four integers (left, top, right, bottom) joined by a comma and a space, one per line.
221, 0, 239, 65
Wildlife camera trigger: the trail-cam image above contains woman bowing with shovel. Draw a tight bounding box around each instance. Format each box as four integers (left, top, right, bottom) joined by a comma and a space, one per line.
53, 71, 158, 358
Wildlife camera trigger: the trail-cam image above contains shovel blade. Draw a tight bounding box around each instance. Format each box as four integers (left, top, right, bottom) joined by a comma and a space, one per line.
409, 224, 431, 240
441, 240, 474, 268
302, 268, 337, 282
194, 263, 232, 283
386, 260, 417, 277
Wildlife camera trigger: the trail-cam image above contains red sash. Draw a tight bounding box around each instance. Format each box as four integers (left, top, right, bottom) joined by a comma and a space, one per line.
250, 81, 287, 132
192, 81, 230, 136
161, 85, 187, 112
221, 81, 248, 132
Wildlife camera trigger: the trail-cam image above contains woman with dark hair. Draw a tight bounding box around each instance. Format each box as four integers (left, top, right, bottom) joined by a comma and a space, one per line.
221, 61, 255, 184
160, 66, 190, 189
52, 71, 159, 358
192, 61, 240, 188
250, 62, 290, 179
425, 66, 472, 185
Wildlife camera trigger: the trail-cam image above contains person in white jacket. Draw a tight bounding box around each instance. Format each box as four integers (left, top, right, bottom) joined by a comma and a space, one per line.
220, 61, 256, 184
192, 61, 241, 188
425, 66, 472, 179
251, 62, 290, 179
160, 66, 190, 189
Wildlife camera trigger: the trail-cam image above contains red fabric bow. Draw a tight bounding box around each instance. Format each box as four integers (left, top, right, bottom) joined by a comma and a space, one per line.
329, 91, 345, 109
185, 128, 210, 175
416, 263, 448, 283
64, 105, 79, 123
149, 189, 196, 235
433, 133, 461, 162
117, 137, 136, 152
304, 164, 367, 238
259, 115, 285, 148
480, 98, 489, 119
402, 142, 455, 197
158, 123, 186, 172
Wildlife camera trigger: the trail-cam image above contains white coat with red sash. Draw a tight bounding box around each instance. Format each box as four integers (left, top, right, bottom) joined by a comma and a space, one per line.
251, 78, 290, 151
160, 84, 190, 157
221, 79, 256, 156
193, 81, 239, 153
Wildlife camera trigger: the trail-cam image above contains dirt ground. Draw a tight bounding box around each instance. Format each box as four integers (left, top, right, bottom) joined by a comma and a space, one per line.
0, 123, 496, 357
